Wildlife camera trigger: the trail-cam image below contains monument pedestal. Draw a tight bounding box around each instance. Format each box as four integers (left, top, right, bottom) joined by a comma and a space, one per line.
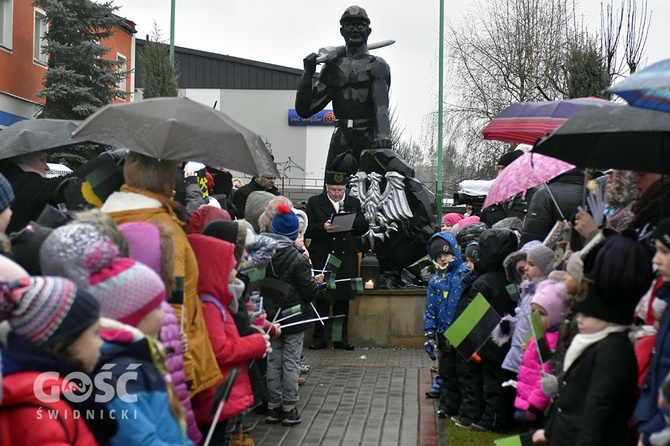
302, 289, 427, 348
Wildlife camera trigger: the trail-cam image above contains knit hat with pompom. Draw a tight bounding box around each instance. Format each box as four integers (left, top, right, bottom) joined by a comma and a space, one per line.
271, 203, 299, 240
84, 241, 166, 327
0, 276, 99, 346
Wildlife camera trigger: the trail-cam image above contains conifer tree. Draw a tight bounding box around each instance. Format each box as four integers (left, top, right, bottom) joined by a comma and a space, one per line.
34, 0, 129, 120
141, 23, 179, 99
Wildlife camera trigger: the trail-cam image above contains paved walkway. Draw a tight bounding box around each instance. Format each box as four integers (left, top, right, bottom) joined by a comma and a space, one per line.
246, 347, 442, 446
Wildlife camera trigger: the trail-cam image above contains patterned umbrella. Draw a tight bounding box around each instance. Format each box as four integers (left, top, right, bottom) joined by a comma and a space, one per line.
607, 58, 670, 112
482, 97, 616, 145
482, 152, 575, 210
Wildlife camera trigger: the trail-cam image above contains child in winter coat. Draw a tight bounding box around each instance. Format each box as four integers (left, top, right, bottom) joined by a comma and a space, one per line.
502, 242, 554, 374
189, 233, 271, 446
423, 231, 468, 418
463, 228, 519, 433
0, 275, 118, 445
635, 218, 670, 445
119, 221, 202, 445
534, 233, 653, 446
83, 241, 193, 445
263, 204, 319, 426
514, 279, 569, 425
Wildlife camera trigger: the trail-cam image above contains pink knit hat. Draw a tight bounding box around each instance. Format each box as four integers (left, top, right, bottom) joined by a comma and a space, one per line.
84, 241, 166, 327
118, 222, 162, 276
442, 213, 464, 227
531, 280, 570, 328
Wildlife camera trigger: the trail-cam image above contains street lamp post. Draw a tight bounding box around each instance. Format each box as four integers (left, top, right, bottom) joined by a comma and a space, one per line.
436, 0, 444, 222
169, 0, 176, 63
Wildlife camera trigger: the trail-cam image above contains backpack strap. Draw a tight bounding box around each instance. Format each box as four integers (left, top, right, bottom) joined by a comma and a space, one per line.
199, 293, 227, 322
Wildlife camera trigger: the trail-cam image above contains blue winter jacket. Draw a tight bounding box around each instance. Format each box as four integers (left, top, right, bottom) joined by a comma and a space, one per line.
96, 333, 193, 446
423, 231, 469, 334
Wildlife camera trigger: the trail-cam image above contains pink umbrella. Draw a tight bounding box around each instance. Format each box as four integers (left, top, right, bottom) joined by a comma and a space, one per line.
482, 152, 575, 211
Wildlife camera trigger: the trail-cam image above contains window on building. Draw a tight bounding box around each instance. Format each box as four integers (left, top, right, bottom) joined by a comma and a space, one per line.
0, 0, 13, 50
117, 54, 127, 92
34, 8, 47, 65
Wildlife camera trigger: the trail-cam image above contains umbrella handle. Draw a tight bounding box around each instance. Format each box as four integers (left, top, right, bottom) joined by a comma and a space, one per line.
543, 182, 567, 222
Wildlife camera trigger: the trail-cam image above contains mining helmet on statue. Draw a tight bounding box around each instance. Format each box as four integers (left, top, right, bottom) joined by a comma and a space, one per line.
340, 5, 370, 25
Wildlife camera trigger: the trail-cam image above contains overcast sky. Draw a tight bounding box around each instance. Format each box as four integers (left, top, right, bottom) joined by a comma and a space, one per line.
109, 0, 670, 143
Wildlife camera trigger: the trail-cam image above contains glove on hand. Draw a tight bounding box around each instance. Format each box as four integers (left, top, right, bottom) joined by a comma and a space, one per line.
262, 333, 273, 358
424, 332, 437, 360
514, 409, 537, 423
540, 371, 559, 398
424, 340, 437, 360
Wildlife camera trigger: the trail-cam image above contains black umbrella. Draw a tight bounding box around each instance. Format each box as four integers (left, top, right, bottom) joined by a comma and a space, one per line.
72, 97, 279, 178
533, 105, 670, 174
0, 119, 84, 160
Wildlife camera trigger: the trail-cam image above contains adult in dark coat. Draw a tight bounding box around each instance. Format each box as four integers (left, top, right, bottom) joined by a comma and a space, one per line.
232, 176, 280, 219
466, 228, 519, 433
520, 168, 585, 245
305, 170, 368, 350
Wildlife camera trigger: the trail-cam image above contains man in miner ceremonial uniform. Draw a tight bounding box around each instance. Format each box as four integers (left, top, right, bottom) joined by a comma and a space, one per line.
305, 167, 368, 350
295, 5, 392, 172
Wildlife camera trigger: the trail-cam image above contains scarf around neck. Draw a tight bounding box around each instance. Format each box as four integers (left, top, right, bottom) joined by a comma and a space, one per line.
563, 324, 628, 372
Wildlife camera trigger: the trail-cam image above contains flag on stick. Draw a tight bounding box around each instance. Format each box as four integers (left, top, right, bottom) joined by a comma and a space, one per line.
205, 368, 240, 446
506, 283, 520, 303
246, 268, 266, 283
350, 277, 364, 293
326, 272, 336, 289
445, 293, 501, 361
529, 310, 553, 365
323, 254, 342, 277
494, 434, 533, 446
280, 314, 344, 329
332, 277, 364, 293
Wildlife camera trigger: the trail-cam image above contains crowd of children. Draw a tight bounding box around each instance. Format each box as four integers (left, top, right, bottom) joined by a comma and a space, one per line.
424, 205, 670, 444
0, 154, 325, 446
4, 151, 670, 445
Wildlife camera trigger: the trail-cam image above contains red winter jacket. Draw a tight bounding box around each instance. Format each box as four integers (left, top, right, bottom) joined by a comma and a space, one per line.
0, 371, 100, 445
189, 234, 267, 425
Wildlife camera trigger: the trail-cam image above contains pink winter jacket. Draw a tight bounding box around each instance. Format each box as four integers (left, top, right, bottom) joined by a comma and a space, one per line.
160, 301, 202, 445
514, 331, 559, 413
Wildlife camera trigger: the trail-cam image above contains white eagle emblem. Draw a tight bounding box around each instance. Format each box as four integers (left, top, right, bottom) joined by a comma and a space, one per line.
350, 171, 414, 248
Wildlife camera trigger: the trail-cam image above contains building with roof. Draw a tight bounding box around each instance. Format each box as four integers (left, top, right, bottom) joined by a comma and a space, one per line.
134, 39, 333, 193
0, 0, 136, 127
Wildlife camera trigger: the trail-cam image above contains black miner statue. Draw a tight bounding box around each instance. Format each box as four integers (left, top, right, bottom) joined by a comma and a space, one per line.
295, 5, 438, 278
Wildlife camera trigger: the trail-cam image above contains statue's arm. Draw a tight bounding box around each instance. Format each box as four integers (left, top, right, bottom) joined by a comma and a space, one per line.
370, 58, 392, 148
295, 53, 331, 118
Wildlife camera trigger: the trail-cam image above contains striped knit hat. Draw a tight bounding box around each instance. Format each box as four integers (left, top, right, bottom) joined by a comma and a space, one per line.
0, 276, 99, 346
84, 241, 166, 327
0, 172, 14, 213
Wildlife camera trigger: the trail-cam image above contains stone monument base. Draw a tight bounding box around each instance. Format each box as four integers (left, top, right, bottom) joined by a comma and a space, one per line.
304, 289, 426, 348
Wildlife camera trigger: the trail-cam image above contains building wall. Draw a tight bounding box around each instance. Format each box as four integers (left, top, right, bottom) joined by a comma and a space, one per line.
0, 0, 135, 126
0, 0, 47, 106
175, 88, 333, 182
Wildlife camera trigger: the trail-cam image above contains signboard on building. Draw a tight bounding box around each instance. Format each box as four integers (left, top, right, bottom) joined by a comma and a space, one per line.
288, 109, 336, 126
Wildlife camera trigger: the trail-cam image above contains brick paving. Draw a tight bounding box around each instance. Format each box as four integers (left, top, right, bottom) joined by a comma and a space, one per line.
246, 347, 442, 446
